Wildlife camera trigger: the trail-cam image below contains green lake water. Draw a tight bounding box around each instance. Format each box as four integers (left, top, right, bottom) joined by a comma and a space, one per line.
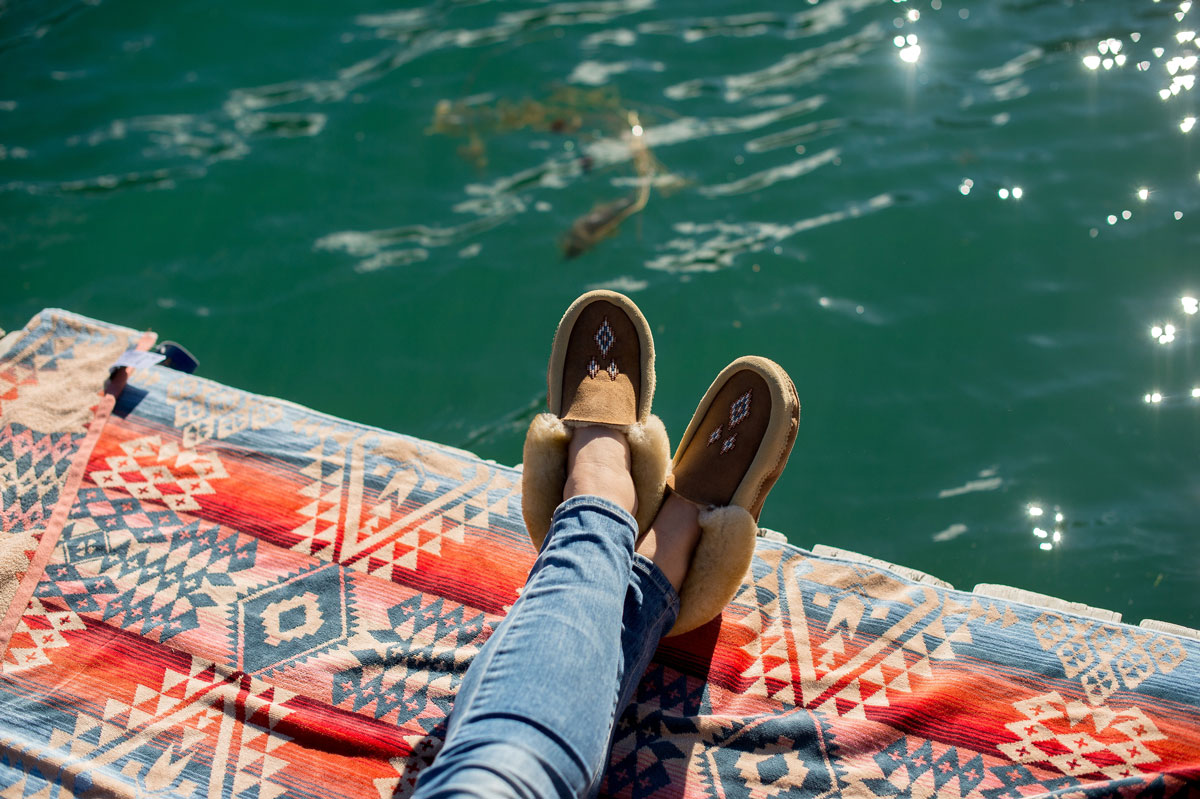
3, 0, 1198, 626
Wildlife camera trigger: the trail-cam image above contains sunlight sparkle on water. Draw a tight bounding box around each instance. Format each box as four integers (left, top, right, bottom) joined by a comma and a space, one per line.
1134, 22, 1200, 103
1151, 323, 1176, 344
959, 178, 973, 195
895, 33, 920, 63
892, 31, 921, 63
1181, 116, 1196, 132
1028, 504, 1065, 551
1140, 295, 1200, 406
1138, 187, 1150, 200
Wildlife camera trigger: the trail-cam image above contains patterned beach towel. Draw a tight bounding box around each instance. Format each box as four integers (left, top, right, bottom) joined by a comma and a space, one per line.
1, 309, 1197, 798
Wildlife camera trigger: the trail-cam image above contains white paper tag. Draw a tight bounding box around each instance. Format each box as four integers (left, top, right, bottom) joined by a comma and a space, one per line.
111, 349, 166, 370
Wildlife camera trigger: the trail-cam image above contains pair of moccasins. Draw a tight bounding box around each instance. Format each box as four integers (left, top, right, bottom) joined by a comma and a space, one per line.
521, 290, 800, 636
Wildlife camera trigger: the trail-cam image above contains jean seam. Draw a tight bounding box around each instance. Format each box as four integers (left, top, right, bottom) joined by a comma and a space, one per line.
631, 553, 679, 631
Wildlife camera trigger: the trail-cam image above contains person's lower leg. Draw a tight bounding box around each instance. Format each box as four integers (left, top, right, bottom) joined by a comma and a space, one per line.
563, 426, 636, 513
416, 426, 640, 798
563, 426, 701, 594
635, 492, 700, 592
416, 428, 700, 799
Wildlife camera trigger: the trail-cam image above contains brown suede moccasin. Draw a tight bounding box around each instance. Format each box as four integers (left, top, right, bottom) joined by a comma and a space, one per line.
521, 291, 670, 550
665, 356, 799, 636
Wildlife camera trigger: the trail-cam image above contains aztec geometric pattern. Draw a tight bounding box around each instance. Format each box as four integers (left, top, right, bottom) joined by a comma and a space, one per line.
1, 309, 1197, 798
0, 311, 141, 649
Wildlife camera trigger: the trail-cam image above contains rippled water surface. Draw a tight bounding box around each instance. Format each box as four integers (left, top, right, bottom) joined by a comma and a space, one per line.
4, 0, 1198, 626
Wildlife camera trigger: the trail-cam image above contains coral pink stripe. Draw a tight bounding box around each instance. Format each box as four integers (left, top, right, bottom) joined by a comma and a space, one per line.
0, 393, 116, 667
0, 331, 155, 667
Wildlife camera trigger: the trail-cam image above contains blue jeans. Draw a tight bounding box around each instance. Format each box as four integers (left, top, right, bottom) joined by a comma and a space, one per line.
413, 495, 680, 799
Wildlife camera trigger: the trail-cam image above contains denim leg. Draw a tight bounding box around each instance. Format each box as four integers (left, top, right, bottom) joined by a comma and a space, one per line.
413, 495, 679, 799
585, 553, 680, 799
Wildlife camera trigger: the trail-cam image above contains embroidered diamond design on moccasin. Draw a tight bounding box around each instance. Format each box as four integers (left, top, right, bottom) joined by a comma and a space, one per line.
707, 426, 723, 446
588, 358, 600, 379
729, 390, 752, 428
721, 433, 737, 455
595, 318, 615, 357
607, 360, 619, 381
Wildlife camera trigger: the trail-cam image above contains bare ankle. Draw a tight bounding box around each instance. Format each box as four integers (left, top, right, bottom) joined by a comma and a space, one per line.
563, 426, 637, 515
636, 493, 701, 592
